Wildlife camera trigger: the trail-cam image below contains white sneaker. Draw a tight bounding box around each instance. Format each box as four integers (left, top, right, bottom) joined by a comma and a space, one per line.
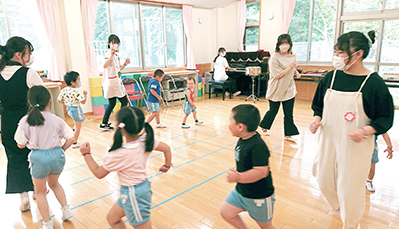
61, 205, 73, 221
42, 218, 53, 229
233, 91, 241, 97
71, 142, 83, 149
181, 124, 190, 128
366, 180, 375, 192
284, 136, 297, 142
195, 120, 204, 125
260, 128, 270, 136
20, 197, 30, 212
155, 123, 167, 128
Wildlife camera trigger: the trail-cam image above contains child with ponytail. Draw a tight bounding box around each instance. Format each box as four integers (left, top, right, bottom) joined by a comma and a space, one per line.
14, 85, 75, 229
80, 106, 172, 229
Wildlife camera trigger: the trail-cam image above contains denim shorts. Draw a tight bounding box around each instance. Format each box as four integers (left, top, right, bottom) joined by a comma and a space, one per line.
28, 147, 66, 179
66, 106, 84, 122
371, 139, 379, 164
147, 101, 160, 113
117, 179, 152, 226
225, 188, 275, 223
183, 102, 196, 115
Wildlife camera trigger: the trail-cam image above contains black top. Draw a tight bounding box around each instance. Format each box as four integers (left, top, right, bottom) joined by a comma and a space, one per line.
235, 132, 274, 199
311, 70, 394, 135
0, 64, 30, 110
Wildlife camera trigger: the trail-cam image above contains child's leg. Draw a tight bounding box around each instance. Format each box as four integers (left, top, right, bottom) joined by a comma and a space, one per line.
368, 163, 376, 180
256, 220, 276, 229
192, 111, 198, 121
73, 120, 84, 142
106, 202, 127, 229
47, 174, 67, 207
134, 220, 152, 229
155, 111, 160, 123
182, 114, 189, 124
32, 177, 51, 222
220, 201, 246, 229
147, 111, 158, 123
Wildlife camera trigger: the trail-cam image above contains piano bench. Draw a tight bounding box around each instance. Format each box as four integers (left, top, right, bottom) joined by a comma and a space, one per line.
208, 80, 232, 100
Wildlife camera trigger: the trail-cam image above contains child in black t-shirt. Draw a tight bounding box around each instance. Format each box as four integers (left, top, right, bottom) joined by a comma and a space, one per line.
220, 104, 275, 229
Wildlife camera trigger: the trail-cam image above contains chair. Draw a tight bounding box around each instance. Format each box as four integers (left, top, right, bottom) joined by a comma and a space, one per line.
122, 78, 147, 108
160, 75, 186, 107
139, 76, 166, 108
208, 80, 232, 100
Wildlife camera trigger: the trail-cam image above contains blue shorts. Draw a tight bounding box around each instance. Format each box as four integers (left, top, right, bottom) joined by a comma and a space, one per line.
225, 188, 275, 223
66, 106, 84, 122
371, 138, 379, 164
147, 101, 160, 113
183, 102, 196, 115
118, 179, 152, 226
28, 147, 66, 179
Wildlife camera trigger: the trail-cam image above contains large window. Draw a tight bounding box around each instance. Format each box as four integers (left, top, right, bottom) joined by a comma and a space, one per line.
0, 0, 51, 71
244, 1, 260, 51
94, 1, 185, 71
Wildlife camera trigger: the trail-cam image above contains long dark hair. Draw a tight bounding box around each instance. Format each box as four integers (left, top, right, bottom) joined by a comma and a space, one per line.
213, 47, 226, 63
27, 86, 51, 126
0, 36, 34, 71
335, 31, 376, 64
275, 34, 293, 53
109, 106, 154, 152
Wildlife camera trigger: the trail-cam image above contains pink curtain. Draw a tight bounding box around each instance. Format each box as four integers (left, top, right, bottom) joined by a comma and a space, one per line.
36, 0, 66, 81
81, 0, 99, 78
237, 0, 246, 52
182, 5, 195, 70
280, 0, 297, 34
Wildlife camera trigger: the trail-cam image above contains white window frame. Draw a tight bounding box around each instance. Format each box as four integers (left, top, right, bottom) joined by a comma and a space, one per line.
244, 0, 260, 51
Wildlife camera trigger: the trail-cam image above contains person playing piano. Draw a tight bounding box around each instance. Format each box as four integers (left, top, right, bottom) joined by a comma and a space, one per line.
213, 47, 241, 97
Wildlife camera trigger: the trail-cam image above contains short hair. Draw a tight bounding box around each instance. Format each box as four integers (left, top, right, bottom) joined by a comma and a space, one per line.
154, 69, 164, 78
275, 34, 293, 53
187, 77, 196, 83
231, 104, 260, 132
64, 71, 79, 86
107, 34, 120, 48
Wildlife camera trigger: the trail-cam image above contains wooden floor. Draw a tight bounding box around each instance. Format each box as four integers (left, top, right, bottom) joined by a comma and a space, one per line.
1, 95, 399, 229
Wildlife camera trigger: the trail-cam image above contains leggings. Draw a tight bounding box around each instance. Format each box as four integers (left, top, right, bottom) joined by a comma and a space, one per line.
102, 96, 128, 124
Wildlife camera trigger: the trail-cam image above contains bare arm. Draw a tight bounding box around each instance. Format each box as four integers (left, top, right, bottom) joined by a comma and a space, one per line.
382, 133, 393, 159
150, 89, 162, 101
227, 166, 269, 184
61, 137, 75, 151
57, 100, 65, 105
275, 60, 297, 79
154, 142, 172, 172
80, 142, 110, 179
81, 90, 88, 105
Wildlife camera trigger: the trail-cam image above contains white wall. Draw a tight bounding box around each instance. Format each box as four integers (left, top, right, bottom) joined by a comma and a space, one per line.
259, 0, 283, 55
192, 8, 213, 64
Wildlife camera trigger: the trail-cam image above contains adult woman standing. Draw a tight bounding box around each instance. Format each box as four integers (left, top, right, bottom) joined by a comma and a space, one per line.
0, 37, 44, 211
310, 31, 394, 228
259, 34, 301, 141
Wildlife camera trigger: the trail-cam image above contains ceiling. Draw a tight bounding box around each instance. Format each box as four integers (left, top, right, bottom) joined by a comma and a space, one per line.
159, 0, 237, 9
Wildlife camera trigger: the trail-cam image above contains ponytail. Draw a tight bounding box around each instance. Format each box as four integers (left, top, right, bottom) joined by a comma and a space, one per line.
0, 37, 34, 71
26, 86, 50, 126
27, 106, 45, 126
214, 47, 226, 63
144, 123, 154, 152
109, 128, 123, 152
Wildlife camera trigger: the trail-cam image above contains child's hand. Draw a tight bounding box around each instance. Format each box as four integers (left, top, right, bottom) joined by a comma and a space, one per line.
159, 164, 172, 173
80, 142, 91, 155
193, 105, 197, 109
349, 129, 365, 143
384, 147, 393, 159
83, 90, 88, 95
226, 169, 241, 183
124, 58, 130, 66
309, 119, 321, 134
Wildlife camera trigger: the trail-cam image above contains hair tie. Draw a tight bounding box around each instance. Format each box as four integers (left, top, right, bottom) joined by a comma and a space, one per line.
118, 123, 125, 128
363, 33, 372, 48
34, 104, 40, 107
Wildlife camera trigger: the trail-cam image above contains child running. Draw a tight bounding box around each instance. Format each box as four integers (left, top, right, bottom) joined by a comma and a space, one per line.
80, 106, 172, 229
57, 71, 87, 148
181, 77, 203, 128
220, 104, 275, 229
146, 69, 167, 128
366, 133, 393, 192
14, 86, 74, 229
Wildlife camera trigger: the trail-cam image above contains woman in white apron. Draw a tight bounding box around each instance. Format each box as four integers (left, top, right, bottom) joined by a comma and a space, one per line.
100, 34, 130, 131
310, 31, 394, 228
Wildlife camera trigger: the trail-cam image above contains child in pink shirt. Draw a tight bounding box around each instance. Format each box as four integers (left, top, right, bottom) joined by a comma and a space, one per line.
80, 106, 172, 229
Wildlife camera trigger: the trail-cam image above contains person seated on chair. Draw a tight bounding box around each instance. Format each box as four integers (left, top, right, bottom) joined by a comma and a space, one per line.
213, 47, 241, 97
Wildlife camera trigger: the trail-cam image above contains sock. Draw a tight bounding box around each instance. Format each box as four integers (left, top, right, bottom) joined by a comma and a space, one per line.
367, 179, 372, 182
20, 192, 28, 201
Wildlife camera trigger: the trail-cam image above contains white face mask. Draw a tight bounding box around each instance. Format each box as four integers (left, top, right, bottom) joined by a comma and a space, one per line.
332, 51, 359, 71
21, 54, 33, 66
111, 44, 119, 52
279, 44, 290, 52
220, 51, 226, 57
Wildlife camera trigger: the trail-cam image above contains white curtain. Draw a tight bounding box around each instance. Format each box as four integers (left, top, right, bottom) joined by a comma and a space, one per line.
36, 0, 66, 81
182, 5, 195, 70
280, 0, 297, 34
81, 0, 99, 78
237, 0, 246, 52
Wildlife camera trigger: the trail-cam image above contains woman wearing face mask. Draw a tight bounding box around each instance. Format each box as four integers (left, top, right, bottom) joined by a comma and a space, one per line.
259, 34, 301, 142
310, 31, 393, 229
100, 34, 130, 131
213, 47, 241, 97
0, 36, 44, 211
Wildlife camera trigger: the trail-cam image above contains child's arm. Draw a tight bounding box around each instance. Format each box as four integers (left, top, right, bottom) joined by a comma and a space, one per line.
15, 125, 28, 149
61, 137, 75, 151
154, 142, 172, 173
382, 133, 393, 159
57, 91, 64, 105
227, 166, 269, 183
150, 89, 162, 101
81, 90, 88, 105
185, 90, 196, 109
57, 100, 65, 105
119, 58, 130, 71
80, 142, 110, 179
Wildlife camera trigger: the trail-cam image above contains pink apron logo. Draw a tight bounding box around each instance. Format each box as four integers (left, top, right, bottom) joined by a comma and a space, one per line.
344, 112, 355, 122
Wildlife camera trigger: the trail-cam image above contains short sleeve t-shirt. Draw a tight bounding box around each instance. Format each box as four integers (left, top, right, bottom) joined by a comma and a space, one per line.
213, 56, 229, 81
102, 136, 160, 186
57, 87, 85, 107
147, 78, 161, 103
235, 132, 274, 199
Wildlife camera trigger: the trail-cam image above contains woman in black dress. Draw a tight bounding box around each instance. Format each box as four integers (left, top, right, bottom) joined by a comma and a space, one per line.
0, 37, 44, 211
